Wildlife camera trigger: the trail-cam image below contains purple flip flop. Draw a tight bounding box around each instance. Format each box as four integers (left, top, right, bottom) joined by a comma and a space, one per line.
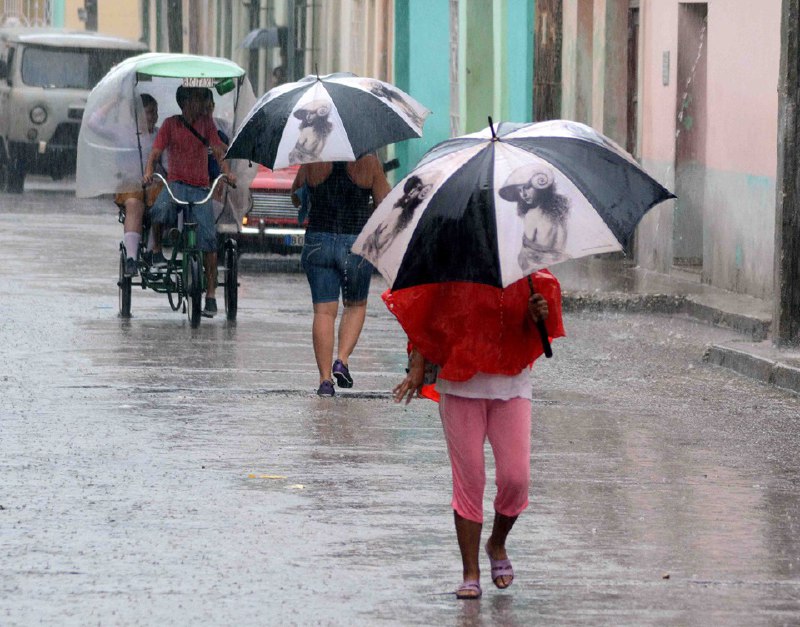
455, 580, 482, 600
485, 544, 514, 589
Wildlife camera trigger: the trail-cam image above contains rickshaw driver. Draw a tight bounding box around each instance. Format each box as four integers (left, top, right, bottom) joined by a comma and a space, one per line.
143, 86, 237, 318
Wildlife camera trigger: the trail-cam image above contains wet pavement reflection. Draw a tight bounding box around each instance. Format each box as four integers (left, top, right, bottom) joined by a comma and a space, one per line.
2, 192, 800, 625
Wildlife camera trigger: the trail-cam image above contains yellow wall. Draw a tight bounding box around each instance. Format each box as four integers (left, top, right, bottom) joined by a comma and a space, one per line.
63, 0, 141, 40
62, 0, 84, 29
99, 2, 141, 40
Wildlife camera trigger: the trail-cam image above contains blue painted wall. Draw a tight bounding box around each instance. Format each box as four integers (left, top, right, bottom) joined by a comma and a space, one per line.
506, 0, 534, 123
51, 0, 66, 27
394, 0, 451, 178
394, 0, 534, 177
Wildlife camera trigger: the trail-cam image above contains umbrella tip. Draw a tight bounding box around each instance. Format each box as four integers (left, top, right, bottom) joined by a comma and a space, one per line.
488, 116, 498, 141
315, 64, 320, 80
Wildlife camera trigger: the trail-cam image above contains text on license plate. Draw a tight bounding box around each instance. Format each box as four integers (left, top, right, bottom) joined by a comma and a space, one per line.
284, 234, 304, 247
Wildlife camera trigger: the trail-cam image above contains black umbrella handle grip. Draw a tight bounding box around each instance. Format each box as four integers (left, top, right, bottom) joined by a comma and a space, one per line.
528, 275, 553, 358
536, 318, 553, 359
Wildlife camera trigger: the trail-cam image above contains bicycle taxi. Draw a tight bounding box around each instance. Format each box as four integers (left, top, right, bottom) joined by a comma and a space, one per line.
76, 53, 257, 327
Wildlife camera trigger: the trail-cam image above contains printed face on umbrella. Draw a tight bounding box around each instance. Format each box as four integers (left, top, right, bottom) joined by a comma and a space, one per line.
359, 171, 439, 261
273, 86, 354, 166
493, 149, 621, 281
288, 99, 334, 164
227, 73, 430, 170
498, 163, 572, 272
359, 78, 427, 129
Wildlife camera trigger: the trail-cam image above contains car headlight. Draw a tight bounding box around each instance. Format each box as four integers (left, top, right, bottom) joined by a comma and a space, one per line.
30, 106, 47, 124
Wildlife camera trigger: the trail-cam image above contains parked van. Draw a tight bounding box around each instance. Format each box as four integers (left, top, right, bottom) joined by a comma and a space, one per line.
0, 28, 146, 192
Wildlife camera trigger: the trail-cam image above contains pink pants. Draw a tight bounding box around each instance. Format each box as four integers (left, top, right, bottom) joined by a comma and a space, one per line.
439, 394, 532, 523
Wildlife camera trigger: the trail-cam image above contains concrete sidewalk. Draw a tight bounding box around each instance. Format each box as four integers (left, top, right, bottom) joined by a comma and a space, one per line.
240, 253, 800, 395
554, 257, 800, 396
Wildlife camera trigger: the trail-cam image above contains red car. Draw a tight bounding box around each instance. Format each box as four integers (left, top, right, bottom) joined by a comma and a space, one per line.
241, 164, 306, 253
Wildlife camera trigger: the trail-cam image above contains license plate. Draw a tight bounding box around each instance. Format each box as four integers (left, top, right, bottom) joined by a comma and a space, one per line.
285, 234, 304, 247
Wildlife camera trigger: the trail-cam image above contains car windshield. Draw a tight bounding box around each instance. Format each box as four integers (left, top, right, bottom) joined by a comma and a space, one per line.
21, 46, 137, 89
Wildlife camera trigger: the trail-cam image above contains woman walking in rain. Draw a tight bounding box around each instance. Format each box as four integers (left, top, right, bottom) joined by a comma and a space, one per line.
291, 155, 390, 396
391, 273, 563, 600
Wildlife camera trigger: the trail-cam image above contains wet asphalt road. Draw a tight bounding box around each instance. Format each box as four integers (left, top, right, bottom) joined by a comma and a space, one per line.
3, 183, 800, 626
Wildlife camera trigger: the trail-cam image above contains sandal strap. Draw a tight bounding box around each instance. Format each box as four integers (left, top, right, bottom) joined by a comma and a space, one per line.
489, 558, 514, 578
455, 580, 482, 598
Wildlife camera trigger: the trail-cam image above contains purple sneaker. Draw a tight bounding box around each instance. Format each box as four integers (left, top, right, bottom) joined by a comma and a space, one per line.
317, 380, 335, 396
332, 359, 353, 388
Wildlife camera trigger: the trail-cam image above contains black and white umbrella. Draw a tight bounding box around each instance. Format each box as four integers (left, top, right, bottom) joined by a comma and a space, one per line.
353, 119, 675, 291
226, 72, 430, 170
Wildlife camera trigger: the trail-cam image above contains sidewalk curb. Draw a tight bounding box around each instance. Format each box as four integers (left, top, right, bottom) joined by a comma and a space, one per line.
704, 344, 800, 395
562, 292, 770, 340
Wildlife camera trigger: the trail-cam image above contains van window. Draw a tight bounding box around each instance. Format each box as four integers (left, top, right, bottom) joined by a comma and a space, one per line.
21, 46, 134, 89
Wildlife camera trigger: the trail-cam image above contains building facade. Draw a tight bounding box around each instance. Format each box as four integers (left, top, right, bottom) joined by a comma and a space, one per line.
561, 0, 782, 301
393, 0, 535, 177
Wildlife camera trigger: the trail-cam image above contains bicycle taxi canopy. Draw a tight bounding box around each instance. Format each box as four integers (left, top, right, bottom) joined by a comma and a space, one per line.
76, 52, 257, 226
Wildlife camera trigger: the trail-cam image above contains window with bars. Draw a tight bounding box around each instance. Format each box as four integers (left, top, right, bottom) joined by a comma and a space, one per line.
1, 0, 52, 27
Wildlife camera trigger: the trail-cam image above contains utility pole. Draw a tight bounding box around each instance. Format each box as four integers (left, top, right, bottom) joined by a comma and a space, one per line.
774, 0, 800, 346
167, 0, 183, 53
534, 0, 562, 121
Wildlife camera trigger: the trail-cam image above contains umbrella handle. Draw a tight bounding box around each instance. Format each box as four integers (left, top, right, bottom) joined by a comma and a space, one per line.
528, 276, 553, 359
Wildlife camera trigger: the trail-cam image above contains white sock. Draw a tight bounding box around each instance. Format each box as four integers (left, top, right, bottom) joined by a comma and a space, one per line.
123, 232, 141, 260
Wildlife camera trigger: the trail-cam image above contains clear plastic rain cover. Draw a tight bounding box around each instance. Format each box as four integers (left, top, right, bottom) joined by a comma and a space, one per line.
76, 54, 258, 228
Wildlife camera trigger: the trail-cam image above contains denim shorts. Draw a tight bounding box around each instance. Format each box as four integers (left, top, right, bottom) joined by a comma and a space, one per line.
301, 231, 374, 304
149, 182, 216, 252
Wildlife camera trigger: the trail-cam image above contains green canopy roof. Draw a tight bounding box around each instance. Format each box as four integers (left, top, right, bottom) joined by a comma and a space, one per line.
134, 55, 245, 79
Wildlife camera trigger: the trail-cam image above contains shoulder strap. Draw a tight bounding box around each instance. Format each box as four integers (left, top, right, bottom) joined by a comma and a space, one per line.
177, 115, 209, 147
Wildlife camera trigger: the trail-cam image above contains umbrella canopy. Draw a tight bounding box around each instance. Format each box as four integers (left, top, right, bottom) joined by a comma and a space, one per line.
353, 119, 675, 291
226, 72, 430, 170
240, 27, 281, 49
76, 52, 257, 225
354, 119, 674, 377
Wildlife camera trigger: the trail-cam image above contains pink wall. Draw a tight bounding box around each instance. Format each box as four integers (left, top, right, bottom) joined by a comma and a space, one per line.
636, 0, 781, 297
640, 0, 780, 176
705, 2, 780, 176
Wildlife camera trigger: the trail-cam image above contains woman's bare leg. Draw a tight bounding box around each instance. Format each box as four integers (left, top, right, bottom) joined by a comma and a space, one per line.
486, 512, 517, 588
312, 301, 338, 383
337, 300, 367, 363
454, 511, 482, 596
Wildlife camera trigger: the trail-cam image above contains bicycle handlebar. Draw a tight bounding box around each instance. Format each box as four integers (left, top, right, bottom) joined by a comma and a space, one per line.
152, 173, 235, 207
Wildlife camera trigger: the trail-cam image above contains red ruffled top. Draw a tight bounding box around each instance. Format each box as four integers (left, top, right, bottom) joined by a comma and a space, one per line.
383, 270, 565, 383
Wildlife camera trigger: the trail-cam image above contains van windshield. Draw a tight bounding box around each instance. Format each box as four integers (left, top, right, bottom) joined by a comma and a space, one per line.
21, 46, 137, 89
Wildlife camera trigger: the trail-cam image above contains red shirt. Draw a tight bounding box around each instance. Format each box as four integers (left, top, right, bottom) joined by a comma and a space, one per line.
153, 115, 223, 188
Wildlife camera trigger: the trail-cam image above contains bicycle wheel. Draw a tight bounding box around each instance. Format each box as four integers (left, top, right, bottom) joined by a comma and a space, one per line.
118, 248, 132, 318
224, 240, 238, 321
186, 255, 202, 328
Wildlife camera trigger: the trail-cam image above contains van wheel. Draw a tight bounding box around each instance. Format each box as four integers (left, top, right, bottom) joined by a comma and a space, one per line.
6, 158, 25, 194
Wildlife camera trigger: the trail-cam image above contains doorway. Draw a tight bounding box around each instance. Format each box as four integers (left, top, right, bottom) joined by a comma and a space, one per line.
673, 3, 708, 272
